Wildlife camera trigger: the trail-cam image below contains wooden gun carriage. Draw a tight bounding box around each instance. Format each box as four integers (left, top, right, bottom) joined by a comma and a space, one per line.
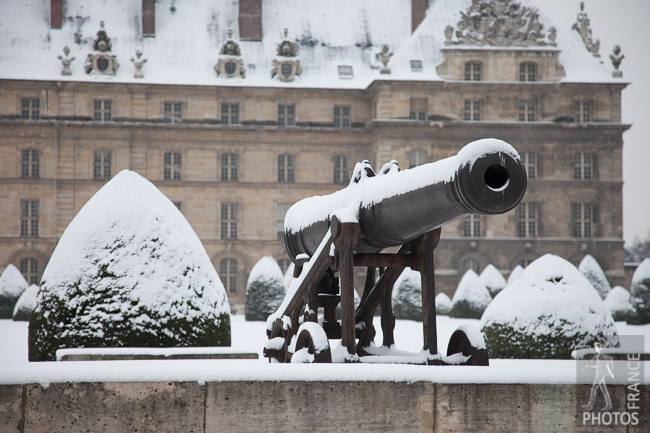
264, 139, 527, 365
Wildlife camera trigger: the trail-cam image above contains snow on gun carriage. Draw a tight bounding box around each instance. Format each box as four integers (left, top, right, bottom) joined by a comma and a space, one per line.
264, 138, 527, 365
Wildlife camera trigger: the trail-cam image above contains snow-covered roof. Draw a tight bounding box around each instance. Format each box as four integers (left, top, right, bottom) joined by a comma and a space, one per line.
0, 0, 619, 89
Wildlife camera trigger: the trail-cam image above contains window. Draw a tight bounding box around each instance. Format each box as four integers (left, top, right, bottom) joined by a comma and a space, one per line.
573, 202, 593, 238
519, 62, 538, 82
220, 258, 237, 293
410, 60, 423, 72
409, 98, 428, 121
163, 101, 182, 123
409, 149, 427, 168
462, 214, 481, 237
20, 258, 39, 285
338, 65, 353, 79
518, 100, 536, 122
93, 99, 112, 121
21, 149, 39, 178
221, 153, 238, 181
463, 100, 482, 121
518, 202, 537, 238
93, 150, 111, 179
575, 100, 592, 123
163, 152, 182, 180
574, 152, 593, 180
277, 104, 295, 126
21, 97, 40, 120
333, 155, 350, 184
277, 259, 292, 275
333, 105, 351, 128
462, 258, 481, 274
464, 62, 482, 81
221, 203, 238, 239
277, 154, 295, 182
221, 103, 239, 125
277, 203, 293, 238
521, 152, 536, 179
20, 199, 39, 237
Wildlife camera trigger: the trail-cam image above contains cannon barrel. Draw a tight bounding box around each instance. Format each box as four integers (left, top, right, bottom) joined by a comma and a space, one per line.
284, 138, 527, 262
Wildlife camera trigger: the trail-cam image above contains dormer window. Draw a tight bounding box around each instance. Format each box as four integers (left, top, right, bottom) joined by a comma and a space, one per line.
519, 62, 538, 81
464, 61, 482, 81
410, 60, 423, 72
338, 65, 353, 79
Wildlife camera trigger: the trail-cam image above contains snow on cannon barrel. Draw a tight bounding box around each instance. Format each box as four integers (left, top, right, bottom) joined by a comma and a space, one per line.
283, 138, 527, 262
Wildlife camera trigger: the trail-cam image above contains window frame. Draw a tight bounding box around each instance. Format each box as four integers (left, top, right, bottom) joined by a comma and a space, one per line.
221, 202, 238, 240
93, 149, 112, 179
333, 155, 350, 184
221, 102, 240, 125
519, 62, 538, 82
464, 61, 482, 81
518, 202, 537, 238
574, 100, 593, 123
20, 257, 39, 285
277, 104, 295, 126
20, 199, 39, 237
572, 202, 593, 238
574, 152, 593, 180
21, 97, 40, 120
163, 151, 182, 180
462, 214, 481, 238
463, 99, 482, 121
220, 258, 238, 293
21, 148, 40, 178
409, 97, 428, 121
408, 149, 427, 169
163, 101, 183, 124
221, 153, 239, 181
277, 154, 295, 182
333, 105, 351, 128
521, 151, 537, 180
518, 99, 537, 122
276, 203, 293, 239
93, 99, 112, 122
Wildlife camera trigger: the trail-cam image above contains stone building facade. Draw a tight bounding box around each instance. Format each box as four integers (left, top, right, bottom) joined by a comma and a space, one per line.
0, 0, 628, 311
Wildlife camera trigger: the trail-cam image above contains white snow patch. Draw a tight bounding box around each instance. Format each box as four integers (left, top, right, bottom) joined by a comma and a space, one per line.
632, 258, 650, 286
12, 285, 38, 318
0, 264, 28, 298
479, 264, 507, 297
246, 256, 284, 288
507, 265, 525, 286
435, 292, 452, 315
604, 286, 632, 318
452, 270, 492, 311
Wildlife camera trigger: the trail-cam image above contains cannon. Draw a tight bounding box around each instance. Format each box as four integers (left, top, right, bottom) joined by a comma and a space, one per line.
264, 138, 527, 365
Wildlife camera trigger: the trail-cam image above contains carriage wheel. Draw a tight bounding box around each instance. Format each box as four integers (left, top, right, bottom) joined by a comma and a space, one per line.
264, 318, 287, 363
292, 322, 332, 363
447, 325, 489, 366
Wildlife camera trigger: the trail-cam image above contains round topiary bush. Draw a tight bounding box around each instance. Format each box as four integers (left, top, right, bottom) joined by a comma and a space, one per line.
392, 268, 422, 320
0, 264, 28, 319
479, 264, 507, 298
29, 170, 231, 362
578, 254, 611, 300
12, 284, 38, 322
435, 292, 452, 316
480, 254, 617, 359
604, 286, 632, 322
507, 265, 524, 286
245, 256, 286, 321
449, 270, 491, 319
629, 258, 650, 324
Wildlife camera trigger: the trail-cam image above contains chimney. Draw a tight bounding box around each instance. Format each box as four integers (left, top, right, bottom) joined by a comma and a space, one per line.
142, 0, 155, 37
239, 0, 262, 41
51, 0, 62, 29
411, 0, 427, 33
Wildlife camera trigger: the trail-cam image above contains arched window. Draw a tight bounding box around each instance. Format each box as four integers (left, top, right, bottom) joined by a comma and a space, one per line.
408, 149, 427, 168
333, 155, 350, 184
462, 258, 481, 274
464, 61, 482, 81
20, 257, 39, 285
220, 258, 237, 293
519, 62, 538, 82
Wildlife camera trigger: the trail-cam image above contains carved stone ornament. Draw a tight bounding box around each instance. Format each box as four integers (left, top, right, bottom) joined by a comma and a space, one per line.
58, 46, 75, 76
214, 30, 246, 78
85, 21, 119, 75
444, 0, 557, 47
378, 44, 393, 74
609, 45, 624, 78
271, 29, 301, 81
572, 2, 600, 58
130, 50, 147, 79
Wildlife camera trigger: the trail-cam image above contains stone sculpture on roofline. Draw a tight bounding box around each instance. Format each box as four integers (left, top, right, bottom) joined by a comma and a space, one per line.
58, 46, 75, 76
572, 2, 600, 59
263, 138, 528, 365
271, 29, 302, 82
85, 21, 119, 75
609, 45, 624, 78
214, 29, 246, 79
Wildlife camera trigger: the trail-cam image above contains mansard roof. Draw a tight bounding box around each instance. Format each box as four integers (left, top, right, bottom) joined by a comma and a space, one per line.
0, 0, 618, 88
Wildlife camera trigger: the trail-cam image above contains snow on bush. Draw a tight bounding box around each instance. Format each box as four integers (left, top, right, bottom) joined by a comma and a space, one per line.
0, 264, 28, 319
604, 286, 632, 322
245, 256, 286, 321
507, 265, 524, 286
480, 264, 507, 298
578, 254, 611, 299
480, 254, 618, 359
12, 284, 38, 321
283, 262, 295, 289
435, 292, 452, 315
29, 170, 231, 362
392, 268, 421, 320
629, 258, 650, 324
450, 270, 491, 319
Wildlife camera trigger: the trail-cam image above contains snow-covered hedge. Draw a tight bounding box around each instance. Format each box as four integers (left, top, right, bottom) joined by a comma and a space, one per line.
0, 264, 28, 319
578, 254, 611, 299
604, 286, 632, 322
12, 284, 38, 321
507, 265, 524, 286
481, 254, 617, 359
392, 268, 421, 320
629, 258, 650, 324
449, 270, 491, 319
435, 292, 452, 315
479, 265, 507, 298
245, 256, 285, 321
29, 170, 231, 362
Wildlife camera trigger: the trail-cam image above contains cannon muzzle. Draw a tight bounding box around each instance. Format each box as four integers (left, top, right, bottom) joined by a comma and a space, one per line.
284, 138, 527, 261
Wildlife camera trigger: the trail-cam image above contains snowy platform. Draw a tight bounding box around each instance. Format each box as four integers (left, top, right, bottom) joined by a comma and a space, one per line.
56, 347, 259, 361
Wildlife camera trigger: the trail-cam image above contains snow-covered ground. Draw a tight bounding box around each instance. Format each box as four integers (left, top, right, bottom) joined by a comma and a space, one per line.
1, 316, 648, 385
